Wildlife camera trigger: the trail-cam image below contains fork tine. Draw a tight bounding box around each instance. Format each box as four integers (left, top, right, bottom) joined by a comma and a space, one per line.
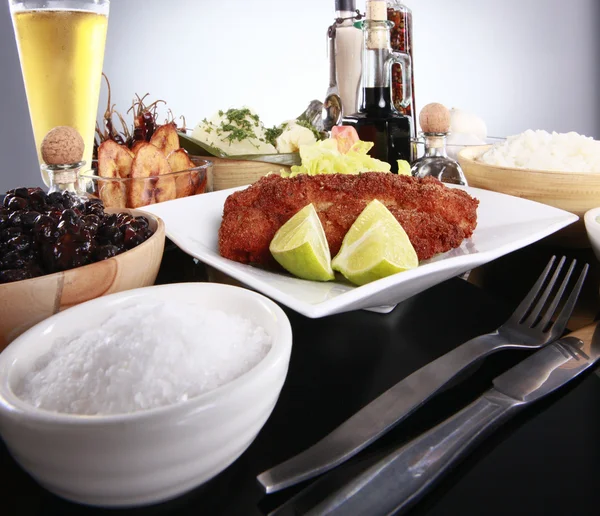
509, 255, 557, 322
543, 263, 589, 339
522, 256, 567, 326
535, 259, 576, 330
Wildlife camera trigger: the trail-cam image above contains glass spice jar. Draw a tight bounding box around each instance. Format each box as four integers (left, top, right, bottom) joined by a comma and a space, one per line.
42, 161, 85, 195
410, 103, 467, 186
410, 134, 468, 186
387, 1, 416, 134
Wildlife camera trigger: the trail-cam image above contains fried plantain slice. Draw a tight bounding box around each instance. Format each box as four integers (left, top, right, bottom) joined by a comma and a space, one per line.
98, 140, 134, 179
98, 181, 127, 209
128, 143, 176, 207
97, 140, 132, 208
149, 122, 180, 157
167, 148, 196, 198
195, 170, 208, 194
130, 140, 145, 155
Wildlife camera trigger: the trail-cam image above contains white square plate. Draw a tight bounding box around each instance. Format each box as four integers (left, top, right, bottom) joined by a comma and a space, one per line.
140, 185, 578, 318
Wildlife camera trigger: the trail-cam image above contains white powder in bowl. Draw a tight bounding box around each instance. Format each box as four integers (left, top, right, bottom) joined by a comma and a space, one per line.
15, 301, 272, 415
478, 129, 600, 172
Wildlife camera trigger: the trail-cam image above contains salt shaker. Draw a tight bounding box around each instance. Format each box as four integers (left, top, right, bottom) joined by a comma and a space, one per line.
333, 0, 363, 116
411, 103, 468, 186
40, 126, 86, 194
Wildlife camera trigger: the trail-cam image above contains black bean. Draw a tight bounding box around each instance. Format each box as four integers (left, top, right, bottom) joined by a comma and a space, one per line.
6, 235, 31, 253
7, 196, 28, 212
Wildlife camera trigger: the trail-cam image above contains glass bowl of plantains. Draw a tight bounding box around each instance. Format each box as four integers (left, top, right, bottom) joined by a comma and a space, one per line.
79, 155, 213, 209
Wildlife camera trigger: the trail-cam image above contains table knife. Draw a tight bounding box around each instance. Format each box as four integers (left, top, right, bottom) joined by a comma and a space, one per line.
287, 323, 600, 516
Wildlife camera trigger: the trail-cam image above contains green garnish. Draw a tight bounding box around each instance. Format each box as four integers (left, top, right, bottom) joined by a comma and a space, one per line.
198, 107, 325, 150
295, 119, 324, 141
205, 108, 264, 144
218, 124, 254, 143
224, 108, 259, 125
265, 123, 286, 147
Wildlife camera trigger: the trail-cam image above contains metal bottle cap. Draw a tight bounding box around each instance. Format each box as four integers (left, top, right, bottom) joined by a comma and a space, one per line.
335, 0, 356, 12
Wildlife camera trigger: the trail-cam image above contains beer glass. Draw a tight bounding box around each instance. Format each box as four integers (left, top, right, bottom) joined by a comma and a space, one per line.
9, 0, 110, 184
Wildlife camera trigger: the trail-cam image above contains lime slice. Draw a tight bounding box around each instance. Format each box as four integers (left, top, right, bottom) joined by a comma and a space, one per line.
331, 199, 418, 286
269, 204, 335, 282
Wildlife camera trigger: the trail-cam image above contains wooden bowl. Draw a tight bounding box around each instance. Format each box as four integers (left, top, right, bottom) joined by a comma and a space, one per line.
0, 209, 165, 351
207, 156, 290, 191
458, 145, 600, 247
176, 132, 293, 191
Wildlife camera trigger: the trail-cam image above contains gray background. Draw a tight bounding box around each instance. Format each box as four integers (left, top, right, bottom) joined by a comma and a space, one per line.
1, 0, 599, 191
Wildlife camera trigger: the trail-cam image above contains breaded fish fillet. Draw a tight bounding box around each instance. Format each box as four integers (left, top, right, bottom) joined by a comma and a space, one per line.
219, 172, 479, 267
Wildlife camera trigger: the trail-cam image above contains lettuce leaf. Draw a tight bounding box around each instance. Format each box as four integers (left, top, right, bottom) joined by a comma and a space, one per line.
397, 160, 411, 175
282, 138, 391, 178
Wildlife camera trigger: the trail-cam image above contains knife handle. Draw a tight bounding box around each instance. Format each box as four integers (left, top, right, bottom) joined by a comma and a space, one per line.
306, 392, 521, 516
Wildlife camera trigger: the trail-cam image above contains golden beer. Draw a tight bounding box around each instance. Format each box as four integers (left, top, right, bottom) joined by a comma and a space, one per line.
11, 7, 108, 179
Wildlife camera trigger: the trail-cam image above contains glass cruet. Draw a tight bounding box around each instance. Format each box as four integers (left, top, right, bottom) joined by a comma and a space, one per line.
342, 0, 413, 170
411, 103, 468, 186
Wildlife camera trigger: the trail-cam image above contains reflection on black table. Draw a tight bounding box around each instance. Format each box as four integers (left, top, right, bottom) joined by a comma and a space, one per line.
0, 245, 598, 516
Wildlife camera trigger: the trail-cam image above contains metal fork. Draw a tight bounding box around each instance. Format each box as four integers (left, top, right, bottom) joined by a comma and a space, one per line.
258, 256, 589, 494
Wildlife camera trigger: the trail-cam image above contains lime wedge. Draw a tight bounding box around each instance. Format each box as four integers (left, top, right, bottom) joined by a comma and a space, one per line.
331, 199, 418, 286
269, 204, 335, 282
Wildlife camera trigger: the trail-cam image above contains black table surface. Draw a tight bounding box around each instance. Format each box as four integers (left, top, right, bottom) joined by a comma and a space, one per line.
1, 243, 599, 516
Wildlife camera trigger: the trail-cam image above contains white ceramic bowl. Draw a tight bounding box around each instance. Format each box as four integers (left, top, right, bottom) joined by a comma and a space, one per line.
584, 207, 600, 261
0, 283, 292, 508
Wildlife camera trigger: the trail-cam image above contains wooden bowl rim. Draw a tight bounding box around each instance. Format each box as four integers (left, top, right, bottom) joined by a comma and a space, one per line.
198, 154, 292, 169
458, 145, 600, 177
0, 209, 165, 292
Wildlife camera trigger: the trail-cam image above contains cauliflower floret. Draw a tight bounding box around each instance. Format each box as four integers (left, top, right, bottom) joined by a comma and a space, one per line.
275, 121, 317, 153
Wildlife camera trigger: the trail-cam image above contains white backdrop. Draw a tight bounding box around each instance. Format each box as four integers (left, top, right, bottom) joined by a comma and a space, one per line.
1, 0, 599, 190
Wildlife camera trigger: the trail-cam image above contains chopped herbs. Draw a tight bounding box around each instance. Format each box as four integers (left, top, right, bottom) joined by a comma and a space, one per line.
202, 118, 213, 135
265, 124, 286, 147
198, 108, 266, 145
295, 119, 324, 141
197, 107, 323, 152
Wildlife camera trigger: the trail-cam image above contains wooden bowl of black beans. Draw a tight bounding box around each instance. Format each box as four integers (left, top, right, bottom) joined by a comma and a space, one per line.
0, 187, 165, 351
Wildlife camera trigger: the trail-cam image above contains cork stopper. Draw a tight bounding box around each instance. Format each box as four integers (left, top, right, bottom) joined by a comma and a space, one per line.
41, 126, 85, 165
365, 0, 389, 50
366, 0, 387, 20
419, 103, 451, 134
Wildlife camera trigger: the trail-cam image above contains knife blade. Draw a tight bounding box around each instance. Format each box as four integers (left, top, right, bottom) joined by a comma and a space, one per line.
274, 325, 600, 516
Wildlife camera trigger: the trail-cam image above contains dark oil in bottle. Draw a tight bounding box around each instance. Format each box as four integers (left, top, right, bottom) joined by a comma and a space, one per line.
342, 86, 412, 173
